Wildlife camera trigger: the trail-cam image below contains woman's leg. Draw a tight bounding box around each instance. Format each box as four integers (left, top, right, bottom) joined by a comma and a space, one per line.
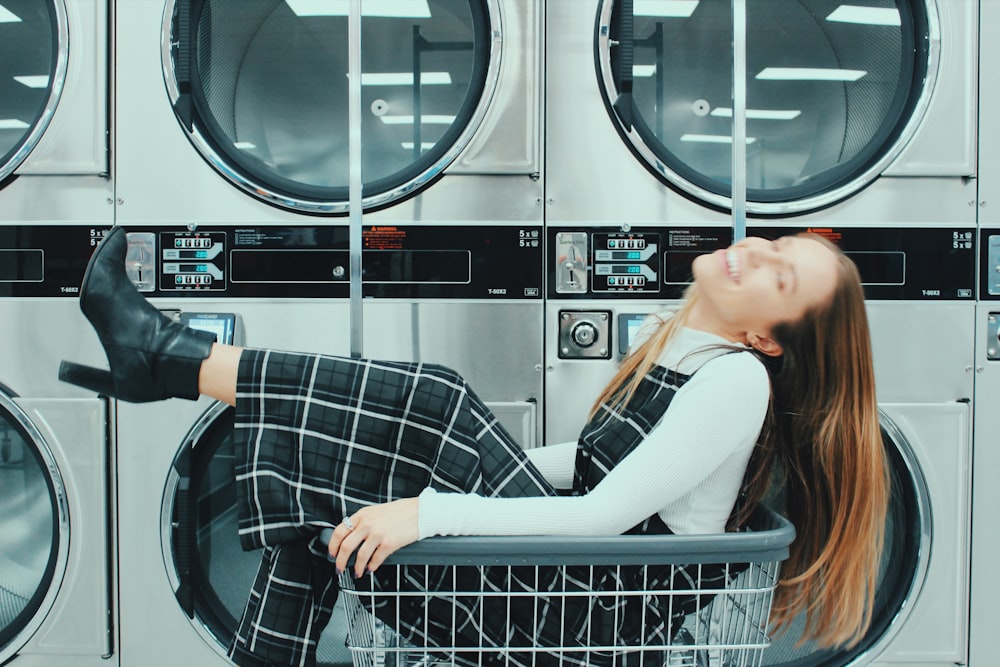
229, 348, 557, 667
59, 226, 215, 402
197, 343, 242, 406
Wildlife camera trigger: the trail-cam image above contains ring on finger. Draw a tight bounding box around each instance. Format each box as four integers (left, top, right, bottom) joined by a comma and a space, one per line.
342, 516, 354, 531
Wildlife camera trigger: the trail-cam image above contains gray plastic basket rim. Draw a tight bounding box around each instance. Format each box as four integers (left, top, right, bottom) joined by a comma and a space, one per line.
321, 506, 794, 567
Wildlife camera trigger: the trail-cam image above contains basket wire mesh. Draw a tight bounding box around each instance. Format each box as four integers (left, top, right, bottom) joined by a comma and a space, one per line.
335, 509, 792, 667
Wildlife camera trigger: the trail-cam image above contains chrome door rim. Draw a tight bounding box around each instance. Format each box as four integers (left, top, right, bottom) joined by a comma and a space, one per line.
0, 0, 69, 182
160, 0, 505, 214
594, 0, 942, 216
0, 390, 70, 664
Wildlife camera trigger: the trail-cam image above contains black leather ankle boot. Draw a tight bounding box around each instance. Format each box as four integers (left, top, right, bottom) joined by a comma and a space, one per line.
59, 227, 216, 402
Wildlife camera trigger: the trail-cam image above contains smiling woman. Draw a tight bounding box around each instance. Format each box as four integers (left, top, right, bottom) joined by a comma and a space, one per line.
687, 235, 839, 355
60, 228, 887, 665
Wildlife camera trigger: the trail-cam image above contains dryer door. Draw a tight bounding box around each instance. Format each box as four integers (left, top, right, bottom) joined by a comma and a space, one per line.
0, 0, 67, 182
162, 403, 353, 666
163, 0, 506, 214
0, 390, 69, 663
595, 0, 938, 214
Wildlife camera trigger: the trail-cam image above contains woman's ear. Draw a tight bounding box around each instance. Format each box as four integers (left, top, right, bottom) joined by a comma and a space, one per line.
748, 333, 784, 357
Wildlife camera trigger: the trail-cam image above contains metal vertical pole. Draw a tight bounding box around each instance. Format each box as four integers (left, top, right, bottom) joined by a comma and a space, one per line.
348, 0, 363, 357
731, 0, 747, 242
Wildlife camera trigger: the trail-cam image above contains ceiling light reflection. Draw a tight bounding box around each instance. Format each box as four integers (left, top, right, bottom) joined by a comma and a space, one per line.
757, 67, 866, 81
0, 5, 21, 22
347, 72, 452, 86
286, 0, 431, 18
711, 107, 801, 120
826, 5, 901, 26
14, 76, 49, 89
680, 134, 756, 144
634, 0, 698, 17
379, 115, 455, 125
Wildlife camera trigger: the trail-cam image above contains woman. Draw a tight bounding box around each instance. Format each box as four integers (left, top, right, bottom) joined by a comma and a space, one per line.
59, 226, 887, 666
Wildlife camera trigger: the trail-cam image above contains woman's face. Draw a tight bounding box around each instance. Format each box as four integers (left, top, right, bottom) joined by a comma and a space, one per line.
689, 235, 839, 353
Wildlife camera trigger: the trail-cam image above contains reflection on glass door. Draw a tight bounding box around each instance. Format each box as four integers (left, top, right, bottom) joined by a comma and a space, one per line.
0, 392, 62, 661
166, 0, 497, 213
0, 0, 65, 182
597, 0, 935, 213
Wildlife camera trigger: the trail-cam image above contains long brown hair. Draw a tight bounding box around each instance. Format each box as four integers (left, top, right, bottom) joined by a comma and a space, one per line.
591, 234, 888, 649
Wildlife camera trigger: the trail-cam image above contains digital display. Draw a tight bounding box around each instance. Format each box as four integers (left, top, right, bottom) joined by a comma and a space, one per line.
179, 313, 236, 345
617, 313, 649, 355
613, 251, 643, 260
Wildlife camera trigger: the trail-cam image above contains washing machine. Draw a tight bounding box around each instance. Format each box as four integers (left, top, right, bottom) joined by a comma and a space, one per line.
1, 0, 116, 664
544, 222, 976, 666
0, 227, 116, 667
543, 2, 978, 663
970, 2, 1000, 665
0, 0, 110, 215
114, 0, 542, 222
110, 224, 542, 667
545, 0, 977, 227
112, 2, 544, 664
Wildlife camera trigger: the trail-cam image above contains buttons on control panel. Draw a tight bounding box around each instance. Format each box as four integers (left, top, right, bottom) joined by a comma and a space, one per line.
160, 232, 226, 291
593, 232, 659, 293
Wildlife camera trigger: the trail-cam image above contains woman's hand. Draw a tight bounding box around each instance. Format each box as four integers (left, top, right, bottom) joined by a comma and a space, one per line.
328, 497, 420, 578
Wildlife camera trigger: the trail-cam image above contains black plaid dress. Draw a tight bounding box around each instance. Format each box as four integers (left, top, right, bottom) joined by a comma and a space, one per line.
228, 350, 737, 667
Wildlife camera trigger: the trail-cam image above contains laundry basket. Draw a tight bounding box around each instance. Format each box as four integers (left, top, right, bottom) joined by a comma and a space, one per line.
331, 507, 793, 667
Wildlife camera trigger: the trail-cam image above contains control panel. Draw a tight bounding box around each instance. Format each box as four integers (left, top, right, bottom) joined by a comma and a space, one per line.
592, 232, 659, 293
124, 231, 227, 292
113, 225, 542, 300
550, 226, 978, 301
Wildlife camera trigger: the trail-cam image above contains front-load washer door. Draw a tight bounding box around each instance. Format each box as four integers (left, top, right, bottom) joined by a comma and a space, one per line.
596, 0, 937, 215
0, 0, 66, 183
0, 390, 68, 663
162, 403, 352, 665
164, 0, 500, 214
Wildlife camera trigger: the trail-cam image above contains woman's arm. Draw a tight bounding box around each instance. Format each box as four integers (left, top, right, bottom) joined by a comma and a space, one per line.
419, 352, 771, 538
329, 352, 769, 575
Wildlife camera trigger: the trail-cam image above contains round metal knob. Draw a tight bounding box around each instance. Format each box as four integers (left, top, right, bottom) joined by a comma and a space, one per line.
571, 321, 598, 348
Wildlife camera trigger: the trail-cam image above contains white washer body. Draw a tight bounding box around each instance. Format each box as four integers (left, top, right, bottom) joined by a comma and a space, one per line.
113, 0, 543, 225
542, 3, 977, 663
544, 0, 978, 227
0, 383, 113, 667
970, 2, 1000, 665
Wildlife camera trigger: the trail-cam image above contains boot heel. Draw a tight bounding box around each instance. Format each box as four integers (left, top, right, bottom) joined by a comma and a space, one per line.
59, 361, 115, 395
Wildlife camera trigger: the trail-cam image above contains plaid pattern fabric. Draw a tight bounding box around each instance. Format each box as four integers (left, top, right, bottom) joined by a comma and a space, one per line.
229, 350, 735, 667
230, 350, 555, 666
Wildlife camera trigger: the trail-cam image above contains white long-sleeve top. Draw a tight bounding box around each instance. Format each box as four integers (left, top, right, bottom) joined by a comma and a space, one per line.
418, 326, 770, 538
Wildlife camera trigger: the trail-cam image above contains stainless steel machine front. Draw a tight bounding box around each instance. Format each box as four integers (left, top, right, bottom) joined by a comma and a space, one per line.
112, 223, 543, 667
543, 224, 975, 667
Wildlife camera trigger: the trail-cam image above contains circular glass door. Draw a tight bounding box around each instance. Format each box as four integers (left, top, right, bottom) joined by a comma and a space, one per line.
163, 403, 352, 665
761, 416, 928, 666
163, 0, 499, 214
0, 0, 67, 183
596, 0, 937, 215
0, 390, 68, 663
